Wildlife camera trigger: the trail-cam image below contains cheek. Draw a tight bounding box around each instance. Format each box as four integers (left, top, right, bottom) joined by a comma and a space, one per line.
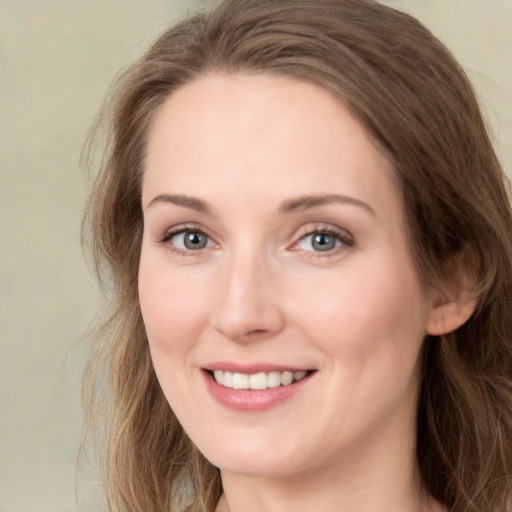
138, 256, 212, 423
293, 258, 428, 436
292, 256, 428, 368
138, 255, 209, 357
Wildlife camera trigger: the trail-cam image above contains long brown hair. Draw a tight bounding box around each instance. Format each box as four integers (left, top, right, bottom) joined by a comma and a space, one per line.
82, 1, 512, 511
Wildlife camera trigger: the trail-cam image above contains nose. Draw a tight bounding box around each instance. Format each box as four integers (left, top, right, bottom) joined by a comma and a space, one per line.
210, 250, 285, 343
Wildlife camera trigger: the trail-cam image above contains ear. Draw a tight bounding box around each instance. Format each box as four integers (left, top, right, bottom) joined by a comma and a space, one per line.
427, 245, 479, 336
426, 245, 480, 336
426, 291, 478, 336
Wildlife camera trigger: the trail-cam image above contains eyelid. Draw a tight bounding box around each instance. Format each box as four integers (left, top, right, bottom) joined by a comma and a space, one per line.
154, 221, 353, 257
288, 223, 354, 255
158, 223, 207, 242
157, 223, 218, 255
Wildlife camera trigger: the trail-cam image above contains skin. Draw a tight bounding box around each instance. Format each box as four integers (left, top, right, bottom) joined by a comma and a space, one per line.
139, 74, 468, 512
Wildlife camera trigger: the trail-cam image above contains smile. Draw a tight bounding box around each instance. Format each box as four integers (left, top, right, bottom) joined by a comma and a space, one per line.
212, 369, 309, 390
203, 366, 315, 411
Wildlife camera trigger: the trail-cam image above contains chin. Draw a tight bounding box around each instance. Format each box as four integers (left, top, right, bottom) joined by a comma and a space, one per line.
197, 436, 305, 478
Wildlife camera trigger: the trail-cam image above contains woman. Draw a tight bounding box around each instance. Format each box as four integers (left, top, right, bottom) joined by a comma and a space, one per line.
82, 0, 512, 511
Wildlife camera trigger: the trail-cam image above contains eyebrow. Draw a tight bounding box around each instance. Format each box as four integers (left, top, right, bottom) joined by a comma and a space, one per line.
279, 194, 375, 216
145, 194, 211, 214
145, 193, 375, 216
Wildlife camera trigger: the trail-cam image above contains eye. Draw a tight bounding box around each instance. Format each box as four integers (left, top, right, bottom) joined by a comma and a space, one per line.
298, 232, 341, 252
163, 228, 215, 252
290, 226, 354, 255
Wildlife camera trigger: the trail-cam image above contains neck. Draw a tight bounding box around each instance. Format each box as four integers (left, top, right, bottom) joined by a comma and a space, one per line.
215, 408, 443, 512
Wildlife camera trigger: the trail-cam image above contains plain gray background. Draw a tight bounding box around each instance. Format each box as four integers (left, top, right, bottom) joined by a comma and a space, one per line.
0, 1, 510, 511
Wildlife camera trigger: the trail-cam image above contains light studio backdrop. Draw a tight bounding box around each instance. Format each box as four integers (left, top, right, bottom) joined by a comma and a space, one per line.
0, 1, 510, 511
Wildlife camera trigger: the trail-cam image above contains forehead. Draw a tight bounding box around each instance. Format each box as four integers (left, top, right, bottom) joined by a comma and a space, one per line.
143, 73, 400, 219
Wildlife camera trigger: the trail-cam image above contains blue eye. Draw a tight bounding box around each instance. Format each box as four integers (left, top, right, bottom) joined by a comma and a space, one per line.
170, 230, 212, 250
297, 231, 343, 252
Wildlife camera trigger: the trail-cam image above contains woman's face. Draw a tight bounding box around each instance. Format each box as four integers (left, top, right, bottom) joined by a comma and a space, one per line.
139, 74, 436, 480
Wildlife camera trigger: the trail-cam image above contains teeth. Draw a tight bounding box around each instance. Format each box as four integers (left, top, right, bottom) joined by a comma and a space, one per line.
232, 372, 249, 389
212, 369, 309, 389
281, 371, 293, 386
267, 371, 281, 388
294, 370, 307, 381
223, 371, 233, 388
249, 372, 267, 390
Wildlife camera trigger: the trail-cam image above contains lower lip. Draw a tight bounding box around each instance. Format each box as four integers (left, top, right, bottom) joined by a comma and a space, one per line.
203, 370, 313, 412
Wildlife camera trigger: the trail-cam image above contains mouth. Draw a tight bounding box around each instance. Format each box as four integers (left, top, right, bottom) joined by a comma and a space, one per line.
206, 369, 314, 390
201, 362, 317, 411
201, 365, 316, 411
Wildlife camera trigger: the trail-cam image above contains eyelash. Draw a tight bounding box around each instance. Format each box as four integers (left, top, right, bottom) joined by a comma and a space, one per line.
158, 224, 354, 257
158, 224, 213, 257
291, 226, 354, 257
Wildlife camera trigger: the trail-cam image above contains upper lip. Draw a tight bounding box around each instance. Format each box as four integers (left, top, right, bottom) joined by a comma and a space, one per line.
203, 361, 315, 374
